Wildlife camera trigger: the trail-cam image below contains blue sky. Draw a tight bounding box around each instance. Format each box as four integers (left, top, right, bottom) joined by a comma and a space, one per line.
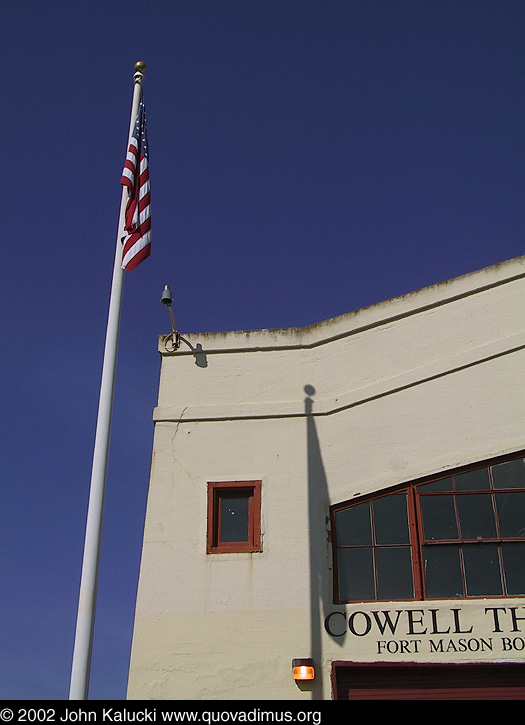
2, 0, 524, 700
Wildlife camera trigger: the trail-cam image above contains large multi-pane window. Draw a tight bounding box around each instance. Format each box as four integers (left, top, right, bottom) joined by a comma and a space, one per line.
332, 454, 525, 602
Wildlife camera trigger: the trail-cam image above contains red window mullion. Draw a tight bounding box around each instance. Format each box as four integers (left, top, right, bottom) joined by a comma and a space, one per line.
370, 501, 377, 599
407, 487, 423, 600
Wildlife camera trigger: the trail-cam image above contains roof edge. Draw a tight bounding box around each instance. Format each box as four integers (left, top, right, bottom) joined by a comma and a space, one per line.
159, 255, 525, 356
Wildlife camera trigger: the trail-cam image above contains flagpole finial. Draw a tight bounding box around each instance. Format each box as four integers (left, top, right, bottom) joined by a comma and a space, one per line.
133, 61, 146, 85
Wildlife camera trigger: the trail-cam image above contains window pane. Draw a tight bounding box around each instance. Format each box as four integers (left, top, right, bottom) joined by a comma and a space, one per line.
492, 458, 525, 489
456, 494, 497, 539
337, 547, 375, 601
502, 542, 525, 595
420, 495, 459, 540
463, 544, 503, 596
335, 502, 372, 546
423, 545, 463, 598
418, 477, 453, 492
376, 547, 414, 599
373, 493, 410, 545
495, 492, 525, 538
455, 468, 490, 491
220, 496, 249, 542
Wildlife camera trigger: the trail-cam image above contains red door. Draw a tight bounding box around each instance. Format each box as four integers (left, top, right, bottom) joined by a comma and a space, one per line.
332, 663, 525, 700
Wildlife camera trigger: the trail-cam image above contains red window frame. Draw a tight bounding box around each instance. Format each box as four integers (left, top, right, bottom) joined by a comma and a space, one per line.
207, 481, 262, 554
331, 452, 525, 603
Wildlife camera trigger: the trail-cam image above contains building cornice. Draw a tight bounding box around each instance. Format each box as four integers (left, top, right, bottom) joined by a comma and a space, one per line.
159, 256, 525, 357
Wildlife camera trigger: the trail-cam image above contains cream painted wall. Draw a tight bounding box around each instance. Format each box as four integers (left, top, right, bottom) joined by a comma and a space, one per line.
128, 257, 525, 700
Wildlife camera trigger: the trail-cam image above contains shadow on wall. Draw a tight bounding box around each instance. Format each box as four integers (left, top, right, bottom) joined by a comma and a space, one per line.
304, 385, 346, 700
176, 336, 208, 367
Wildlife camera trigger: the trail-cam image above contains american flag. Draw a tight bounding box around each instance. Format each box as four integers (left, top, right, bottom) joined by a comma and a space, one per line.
120, 97, 151, 270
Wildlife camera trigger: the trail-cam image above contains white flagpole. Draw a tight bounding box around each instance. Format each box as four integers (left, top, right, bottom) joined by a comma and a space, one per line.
69, 62, 146, 701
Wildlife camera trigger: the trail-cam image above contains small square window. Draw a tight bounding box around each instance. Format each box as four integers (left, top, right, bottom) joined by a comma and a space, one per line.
207, 481, 262, 553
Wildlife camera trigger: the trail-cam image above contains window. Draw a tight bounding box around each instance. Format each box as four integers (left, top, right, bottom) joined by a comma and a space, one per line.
332, 454, 525, 602
207, 481, 262, 553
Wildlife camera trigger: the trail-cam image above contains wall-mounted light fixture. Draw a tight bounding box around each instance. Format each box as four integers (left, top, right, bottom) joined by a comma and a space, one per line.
160, 284, 180, 350
292, 658, 315, 681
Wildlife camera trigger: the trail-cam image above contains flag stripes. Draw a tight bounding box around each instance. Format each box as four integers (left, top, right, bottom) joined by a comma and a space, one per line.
121, 97, 151, 270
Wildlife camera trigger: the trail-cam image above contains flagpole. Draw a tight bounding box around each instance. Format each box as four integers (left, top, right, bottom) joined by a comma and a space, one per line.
69, 62, 146, 701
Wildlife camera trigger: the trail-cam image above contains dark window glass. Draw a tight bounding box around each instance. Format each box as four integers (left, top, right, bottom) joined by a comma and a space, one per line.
334, 455, 525, 602
220, 496, 249, 542
376, 547, 414, 599
502, 542, 525, 595
418, 477, 453, 492
423, 545, 463, 598
455, 468, 490, 491
337, 547, 375, 601
373, 493, 410, 545
420, 495, 459, 540
463, 544, 503, 596
335, 502, 371, 546
457, 494, 497, 539
495, 492, 525, 538
492, 458, 525, 489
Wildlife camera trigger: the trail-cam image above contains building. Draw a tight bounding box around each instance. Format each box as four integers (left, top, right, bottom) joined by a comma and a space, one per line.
127, 256, 525, 700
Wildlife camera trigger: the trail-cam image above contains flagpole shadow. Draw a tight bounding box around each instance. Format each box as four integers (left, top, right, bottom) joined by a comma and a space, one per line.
304, 385, 328, 699
303, 385, 346, 699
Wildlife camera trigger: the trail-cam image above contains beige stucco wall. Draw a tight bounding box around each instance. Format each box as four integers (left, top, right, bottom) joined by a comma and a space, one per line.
127, 256, 525, 700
